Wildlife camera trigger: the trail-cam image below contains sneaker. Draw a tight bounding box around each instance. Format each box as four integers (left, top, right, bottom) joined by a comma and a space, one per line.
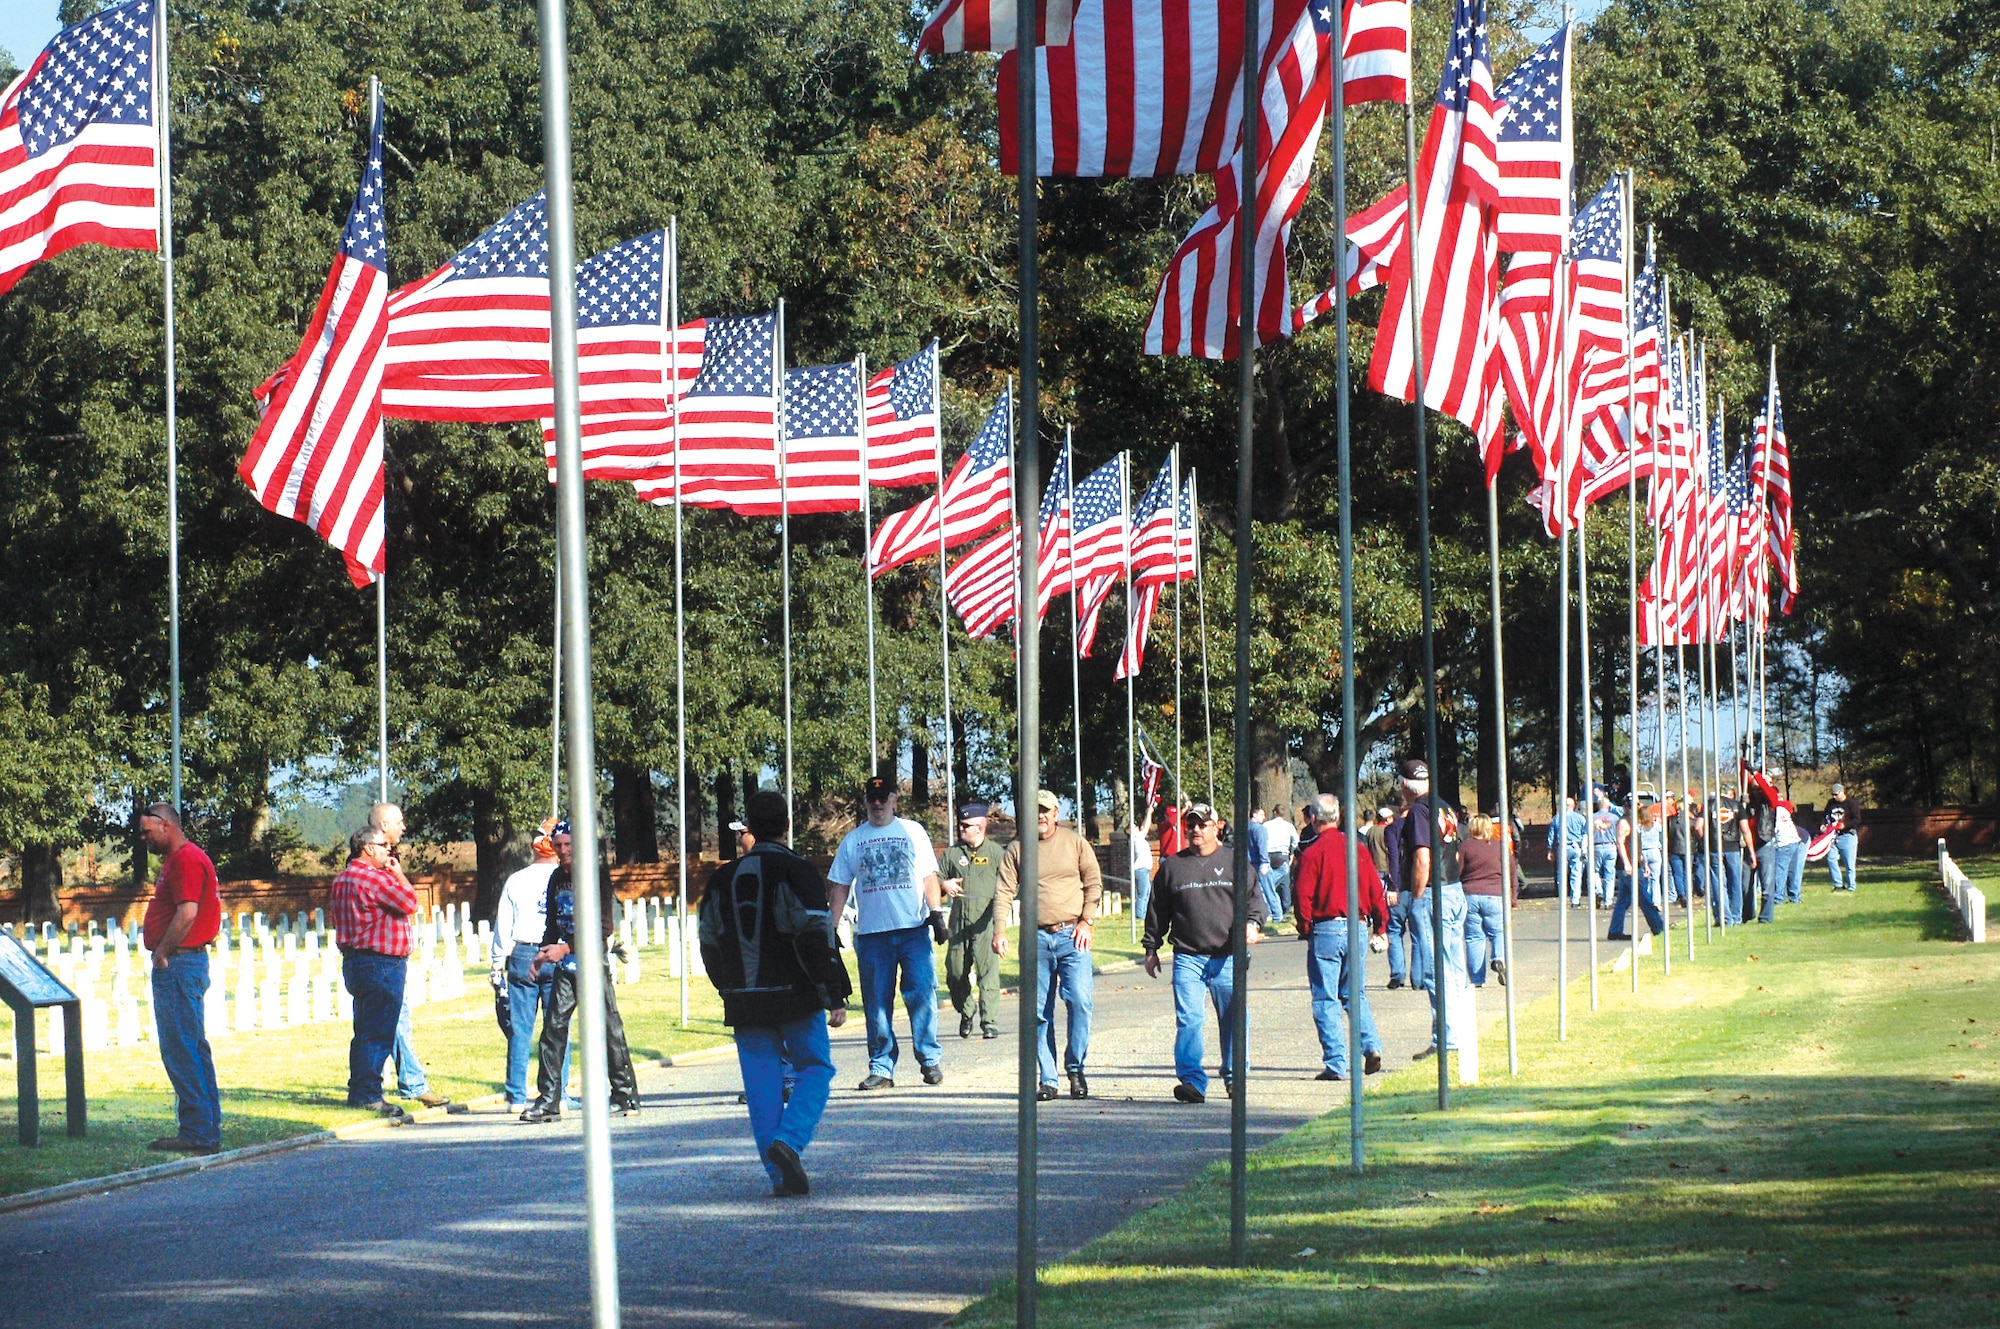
348, 1099, 402, 1117
921, 1064, 944, 1086
1069, 1071, 1090, 1099
1173, 1082, 1206, 1104
1413, 1044, 1437, 1060
1387, 977, 1406, 990
147, 1135, 220, 1156
520, 1101, 562, 1123
959, 1014, 975, 1039
1315, 1069, 1347, 1082
766, 1140, 810, 1196
611, 1098, 643, 1117
1036, 1082, 1059, 1102
982, 1026, 1001, 1040
856, 1074, 895, 1091
1491, 958, 1507, 986
1363, 1052, 1383, 1075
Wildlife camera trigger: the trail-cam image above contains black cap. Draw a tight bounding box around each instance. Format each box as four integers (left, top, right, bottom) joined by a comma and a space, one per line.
864, 775, 895, 801
1399, 758, 1430, 781
1184, 802, 1218, 826
958, 802, 990, 821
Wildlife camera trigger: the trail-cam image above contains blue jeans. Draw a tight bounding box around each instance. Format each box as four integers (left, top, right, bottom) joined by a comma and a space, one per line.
1390, 892, 1435, 991
1556, 846, 1587, 904
342, 950, 406, 1105
735, 1012, 836, 1186
1463, 894, 1505, 985
855, 925, 942, 1079
1781, 840, 1807, 902
1828, 831, 1858, 890
1171, 952, 1242, 1095
1132, 866, 1152, 923
1593, 849, 1617, 903
1668, 853, 1699, 906
1257, 866, 1289, 921
1713, 850, 1744, 924
1033, 925, 1094, 1086
150, 951, 221, 1147
1611, 870, 1665, 937
1306, 921, 1380, 1076
504, 943, 570, 1104
388, 990, 429, 1097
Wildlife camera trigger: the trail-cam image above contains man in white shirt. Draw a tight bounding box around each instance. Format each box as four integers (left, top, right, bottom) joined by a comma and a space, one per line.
491, 819, 563, 1109
828, 776, 944, 1090
1261, 806, 1300, 921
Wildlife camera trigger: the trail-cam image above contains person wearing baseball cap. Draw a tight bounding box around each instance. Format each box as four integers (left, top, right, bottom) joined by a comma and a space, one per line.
995, 790, 1103, 1100
941, 802, 1003, 1039
827, 776, 945, 1090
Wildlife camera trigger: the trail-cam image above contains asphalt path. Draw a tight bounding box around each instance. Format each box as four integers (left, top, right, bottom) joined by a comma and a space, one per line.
0, 895, 1613, 1329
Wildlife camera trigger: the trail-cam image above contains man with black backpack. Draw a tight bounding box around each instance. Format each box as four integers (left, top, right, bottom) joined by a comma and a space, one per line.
699, 789, 852, 1198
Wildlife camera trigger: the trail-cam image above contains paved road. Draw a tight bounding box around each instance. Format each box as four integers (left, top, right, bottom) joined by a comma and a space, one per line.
0, 897, 1604, 1329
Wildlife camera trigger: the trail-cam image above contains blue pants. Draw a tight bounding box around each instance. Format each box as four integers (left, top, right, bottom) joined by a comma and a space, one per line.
1132, 866, 1152, 923
151, 951, 222, 1147
1171, 952, 1242, 1095
387, 988, 429, 1097
1611, 870, 1665, 938
1463, 894, 1505, 985
855, 924, 942, 1079
342, 950, 406, 1105
1033, 925, 1094, 1086
504, 943, 571, 1104
1388, 893, 1432, 991
735, 1012, 835, 1186
1593, 849, 1617, 903
1828, 831, 1858, 891
1257, 867, 1286, 922
1713, 850, 1744, 924
1782, 841, 1807, 902
1306, 921, 1380, 1076
1668, 853, 1700, 906
1556, 847, 1587, 904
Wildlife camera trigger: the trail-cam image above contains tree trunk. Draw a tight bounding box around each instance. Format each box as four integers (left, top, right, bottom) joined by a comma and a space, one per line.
1477, 628, 1498, 815
610, 764, 659, 865
911, 725, 930, 816
19, 844, 62, 927
1250, 718, 1291, 825
471, 789, 510, 923
129, 802, 149, 892
715, 770, 737, 860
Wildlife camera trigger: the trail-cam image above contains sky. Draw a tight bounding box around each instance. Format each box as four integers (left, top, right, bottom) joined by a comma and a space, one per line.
2, 4, 60, 72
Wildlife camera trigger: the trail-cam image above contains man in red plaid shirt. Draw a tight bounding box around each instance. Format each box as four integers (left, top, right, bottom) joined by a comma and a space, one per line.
331, 827, 417, 1112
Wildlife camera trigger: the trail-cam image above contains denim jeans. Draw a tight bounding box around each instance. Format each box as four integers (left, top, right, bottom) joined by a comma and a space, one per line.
151, 950, 222, 1147
1555, 846, 1588, 904
504, 943, 570, 1104
1611, 870, 1665, 937
1592, 849, 1618, 904
342, 949, 406, 1105
1033, 925, 1094, 1086
387, 988, 429, 1097
1389, 892, 1434, 991
1132, 866, 1152, 923
1828, 831, 1858, 891
1306, 921, 1380, 1076
1781, 841, 1807, 902
1713, 850, 1744, 924
855, 924, 941, 1079
1171, 952, 1241, 1095
1425, 882, 1469, 1046
1462, 894, 1506, 985
1257, 868, 1285, 922
1667, 853, 1693, 906
735, 1011, 835, 1186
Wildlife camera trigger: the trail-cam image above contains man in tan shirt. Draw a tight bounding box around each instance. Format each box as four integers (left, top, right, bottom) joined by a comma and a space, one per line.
995, 789, 1102, 1100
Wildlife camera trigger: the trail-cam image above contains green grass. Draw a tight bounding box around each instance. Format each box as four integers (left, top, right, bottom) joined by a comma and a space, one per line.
950, 856, 2000, 1329
0, 961, 732, 1199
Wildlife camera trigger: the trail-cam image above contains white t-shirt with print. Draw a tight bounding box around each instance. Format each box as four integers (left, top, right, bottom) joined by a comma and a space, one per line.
830, 817, 940, 935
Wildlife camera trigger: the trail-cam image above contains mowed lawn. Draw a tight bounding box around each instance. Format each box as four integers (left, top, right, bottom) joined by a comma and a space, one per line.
950, 856, 2000, 1329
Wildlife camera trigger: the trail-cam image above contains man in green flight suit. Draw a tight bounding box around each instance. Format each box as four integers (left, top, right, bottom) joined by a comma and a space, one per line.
942, 802, 1003, 1040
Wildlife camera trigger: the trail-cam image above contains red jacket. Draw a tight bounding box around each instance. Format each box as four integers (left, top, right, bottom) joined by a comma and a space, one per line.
1294, 829, 1388, 933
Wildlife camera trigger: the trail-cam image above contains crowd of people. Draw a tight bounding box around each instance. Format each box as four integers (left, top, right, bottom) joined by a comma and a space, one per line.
122, 765, 1861, 1190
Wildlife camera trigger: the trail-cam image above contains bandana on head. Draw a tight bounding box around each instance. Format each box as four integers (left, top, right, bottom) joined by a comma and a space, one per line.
533, 816, 569, 859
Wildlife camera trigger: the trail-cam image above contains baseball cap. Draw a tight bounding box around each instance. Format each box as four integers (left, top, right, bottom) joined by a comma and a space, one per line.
1399, 758, 1429, 782
1184, 802, 1217, 826
1035, 789, 1061, 814
864, 775, 895, 801
958, 801, 990, 821
727, 819, 749, 833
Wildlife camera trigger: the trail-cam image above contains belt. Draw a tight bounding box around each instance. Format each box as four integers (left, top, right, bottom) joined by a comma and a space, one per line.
1038, 922, 1077, 932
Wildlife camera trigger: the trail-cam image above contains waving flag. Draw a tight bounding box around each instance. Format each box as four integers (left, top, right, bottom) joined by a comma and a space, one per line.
1034, 439, 1075, 623
947, 526, 1020, 640
1755, 369, 1797, 614
1491, 24, 1570, 254
240, 95, 387, 587
1071, 454, 1131, 655
1341, 0, 1413, 104
1568, 180, 1636, 511
381, 193, 551, 421
0, 0, 160, 297
1294, 184, 1406, 330
723, 361, 867, 516
1117, 459, 1181, 681
864, 343, 941, 487
918, 0, 1074, 54
1629, 242, 1663, 443
633, 312, 779, 511
871, 387, 1014, 574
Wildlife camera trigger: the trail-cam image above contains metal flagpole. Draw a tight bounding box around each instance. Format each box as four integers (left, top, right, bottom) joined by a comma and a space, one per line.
776, 300, 794, 816
1624, 196, 1642, 987
1401, 71, 1446, 1111
669, 218, 689, 1028
1066, 430, 1084, 823
934, 347, 956, 832
535, 3, 620, 1323
372, 75, 390, 806
1123, 455, 1138, 944
1172, 445, 1184, 806
155, 1, 183, 812
552, 534, 563, 815
1327, 0, 1370, 1142
1228, 0, 1259, 1260
859, 356, 881, 774
1655, 343, 1677, 978
1485, 483, 1517, 1072
1011, 4, 1043, 1311
1578, 507, 1600, 1008
1556, 521, 1570, 1035
1193, 471, 1215, 805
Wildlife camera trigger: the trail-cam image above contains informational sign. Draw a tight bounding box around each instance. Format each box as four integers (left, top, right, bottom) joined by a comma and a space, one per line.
0, 931, 76, 1009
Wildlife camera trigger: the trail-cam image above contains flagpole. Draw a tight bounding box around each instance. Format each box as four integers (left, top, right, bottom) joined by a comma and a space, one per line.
536, 2, 619, 1322
859, 355, 881, 775
369, 76, 390, 806
1401, 69, 1446, 1112
155, 1, 183, 811
551, 531, 563, 815
777, 299, 794, 816
669, 217, 689, 1028
1192, 470, 1215, 805
1122, 455, 1138, 943
1624, 201, 1642, 986
1556, 520, 1570, 1035
1484, 482, 1517, 1073
1578, 506, 1600, 1010
1066, 430, 1084, 825
934, 347, 956, 832
1172, 445, 1184, 806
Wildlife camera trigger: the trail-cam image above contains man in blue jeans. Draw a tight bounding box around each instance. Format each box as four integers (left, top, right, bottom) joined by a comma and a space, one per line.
1548, 795, 1589, 907
700, 789, 852, 1197
1824, 783, 1860, 891
139, 803, 224, 1155
996, 789, 1104, 1100
1142, 803, 1266, 1102
330, 826, 418, 1115
491, 820, 562, 1108
829, 777, 945, 1090
1291, 795, 1386, 1081
368, 803, 450, 1111
1710, 790, 1747, 925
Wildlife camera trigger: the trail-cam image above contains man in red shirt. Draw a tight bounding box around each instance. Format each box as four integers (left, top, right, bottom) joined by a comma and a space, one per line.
139, 802, 224, 1154
1292, 794, 1387, 1081
330, 826, 417, 1113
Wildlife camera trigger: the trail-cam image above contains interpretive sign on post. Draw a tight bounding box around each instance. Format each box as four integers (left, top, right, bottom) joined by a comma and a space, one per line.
0, 930, 86, 1146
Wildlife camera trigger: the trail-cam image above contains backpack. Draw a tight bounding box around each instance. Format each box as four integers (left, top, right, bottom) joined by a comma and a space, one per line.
698, 849, 838, 1027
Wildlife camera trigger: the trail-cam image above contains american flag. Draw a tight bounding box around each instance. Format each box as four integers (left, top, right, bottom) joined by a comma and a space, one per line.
871, 387, 1014, 575
1116, 581, 1163, 681
240, 95, 387, 588
381, 193, 551, 422
536, 231, 705, 485
1568, 180, 1637, 514
632, 312, 779, 512
1145, 0, 1331, 359
1755, 369, 1797, 614
1496, 246, 1558, 500
1071, 454, 1131, 656
741, 360, 866, 516
1367, 0, 1506, 469
0, 0, 160, 298
1137, 723, 1170, 808
1117, 459, 1180, 681
1034, 438, 1074, 624
1294, 183, 1406, 331
1721, 442, 1759, 624
918, 0, 1074, 54
1491, 24, 1570, 254
1629, 241, 1663, 443
1341, 0, 1413, 105
864, 342, 940, 487
946, 525, 1020, 640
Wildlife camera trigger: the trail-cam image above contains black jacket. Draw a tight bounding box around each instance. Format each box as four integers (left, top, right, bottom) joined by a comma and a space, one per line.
698, 842, 851, 1028
1143, 846, 1269, 957
540, 864, 619, 949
